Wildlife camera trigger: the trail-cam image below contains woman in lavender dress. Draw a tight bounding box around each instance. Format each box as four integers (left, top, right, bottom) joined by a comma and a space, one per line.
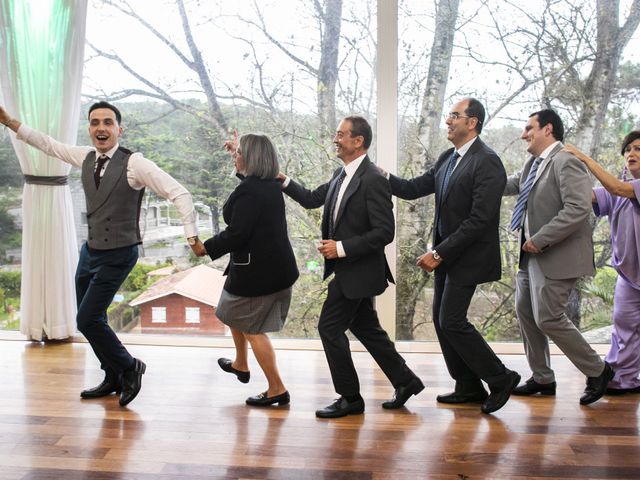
564, 132, 640, 394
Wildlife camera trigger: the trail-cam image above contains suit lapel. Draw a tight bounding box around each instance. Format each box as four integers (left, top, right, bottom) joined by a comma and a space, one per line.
531, 142, 563, 189
441, 139, 481, 204
322, 167, 345, 237
333, 156, 369, 229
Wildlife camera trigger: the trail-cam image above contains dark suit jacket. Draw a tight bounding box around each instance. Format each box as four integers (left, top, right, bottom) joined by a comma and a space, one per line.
389, 137, 506, 286
284, 156, 394, 299
204, 176, 299, 297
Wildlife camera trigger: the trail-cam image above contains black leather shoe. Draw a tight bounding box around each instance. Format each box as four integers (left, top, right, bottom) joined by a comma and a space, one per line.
218, 358, 250, 383
606, 385, 640, 395
436, 389, 488, 404
246, 391, 290, 406
481, 370, 520, 414
316, 397, 365, 418
119, 358, 146, 407
382, 376, 425, 409
512, 377, 556, 396
580, 362, 615, 405
80, 379, 121, 399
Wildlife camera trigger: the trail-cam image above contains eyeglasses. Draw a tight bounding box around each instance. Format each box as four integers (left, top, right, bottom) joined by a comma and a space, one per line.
445, 112, 473, 121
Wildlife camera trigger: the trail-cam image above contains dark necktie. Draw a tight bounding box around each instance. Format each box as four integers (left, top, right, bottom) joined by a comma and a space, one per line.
510, 156, 543, 231
94, 154, 109, 188
327, 169, 347, 239
437, 151, 460, 235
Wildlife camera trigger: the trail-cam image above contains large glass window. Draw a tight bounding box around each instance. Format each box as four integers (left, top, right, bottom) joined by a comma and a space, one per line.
1, 0, 635, 344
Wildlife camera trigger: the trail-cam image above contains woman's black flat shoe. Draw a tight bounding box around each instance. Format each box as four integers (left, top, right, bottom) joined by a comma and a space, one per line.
218, 358, 250, 383
246, 390, 290, 406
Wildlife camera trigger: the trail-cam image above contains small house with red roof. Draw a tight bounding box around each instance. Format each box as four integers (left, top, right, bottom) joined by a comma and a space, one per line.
129, 264, 227, 335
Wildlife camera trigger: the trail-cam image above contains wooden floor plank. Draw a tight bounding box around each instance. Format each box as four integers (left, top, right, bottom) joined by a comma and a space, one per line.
1, 340, 639, 479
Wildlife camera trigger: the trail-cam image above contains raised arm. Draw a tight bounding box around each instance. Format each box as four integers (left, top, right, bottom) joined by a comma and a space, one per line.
563, 144, 635, 199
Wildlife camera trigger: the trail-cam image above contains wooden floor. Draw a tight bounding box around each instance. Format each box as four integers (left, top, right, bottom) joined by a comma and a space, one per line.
1, 340, 639, 479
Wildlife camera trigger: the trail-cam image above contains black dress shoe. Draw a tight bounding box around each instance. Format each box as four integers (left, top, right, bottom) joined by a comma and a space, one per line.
606, 385, 640, 395
218, 358, 250, 383
512, 377, 556, 396
382, 376, 425, 409
481, 370, 520, 414
246, 391, 290, 406
316, 397, 365, 418
80, 379, 121, 399
119, 358, 146, 407
436, 390, 488, 404
580, 362, 615, 405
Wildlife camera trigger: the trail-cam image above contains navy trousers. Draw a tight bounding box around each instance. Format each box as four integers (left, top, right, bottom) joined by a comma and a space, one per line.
75, 242, 138, 381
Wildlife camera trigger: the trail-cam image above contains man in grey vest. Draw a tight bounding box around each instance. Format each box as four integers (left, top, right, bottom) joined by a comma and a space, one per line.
0, 102, 205, 406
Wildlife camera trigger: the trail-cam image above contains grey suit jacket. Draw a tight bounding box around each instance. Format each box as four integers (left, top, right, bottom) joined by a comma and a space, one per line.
504, 143, 595, 279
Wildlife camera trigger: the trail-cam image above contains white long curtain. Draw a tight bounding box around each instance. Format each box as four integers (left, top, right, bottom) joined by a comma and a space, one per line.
0, 0, 88, 340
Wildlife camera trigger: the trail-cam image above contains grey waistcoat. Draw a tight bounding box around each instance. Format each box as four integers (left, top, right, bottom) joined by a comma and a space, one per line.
81, 148, 145, 250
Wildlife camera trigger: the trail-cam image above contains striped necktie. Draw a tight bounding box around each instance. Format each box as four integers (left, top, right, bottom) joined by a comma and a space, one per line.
510, 156, 543, 231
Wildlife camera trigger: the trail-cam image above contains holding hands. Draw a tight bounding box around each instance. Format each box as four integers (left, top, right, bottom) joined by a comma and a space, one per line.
189, 237, 207, 257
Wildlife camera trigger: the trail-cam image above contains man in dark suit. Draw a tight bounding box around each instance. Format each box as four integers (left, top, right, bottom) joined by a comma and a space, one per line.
281, 116, 424, 418
388, 98, 519, 414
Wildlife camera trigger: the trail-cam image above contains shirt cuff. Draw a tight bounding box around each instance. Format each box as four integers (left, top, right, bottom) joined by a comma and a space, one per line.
282, 176, 291, 188
183, 223, 198, 239
336, 241, 346, 258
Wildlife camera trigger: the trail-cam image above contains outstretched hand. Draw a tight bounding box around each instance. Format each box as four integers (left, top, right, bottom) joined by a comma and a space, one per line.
562, 144, 590, 164
190, 238, 207, 257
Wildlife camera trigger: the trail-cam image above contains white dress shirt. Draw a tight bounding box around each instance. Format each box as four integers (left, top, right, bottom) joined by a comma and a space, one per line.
282, 153, 368, 258
17, 124, 198, 238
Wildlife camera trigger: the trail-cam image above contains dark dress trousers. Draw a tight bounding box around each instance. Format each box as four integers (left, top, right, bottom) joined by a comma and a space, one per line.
284, 156, 414, 396
389, 137, 508, 390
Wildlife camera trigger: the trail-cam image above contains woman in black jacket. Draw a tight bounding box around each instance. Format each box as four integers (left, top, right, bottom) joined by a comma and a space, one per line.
203, 133, 299, 406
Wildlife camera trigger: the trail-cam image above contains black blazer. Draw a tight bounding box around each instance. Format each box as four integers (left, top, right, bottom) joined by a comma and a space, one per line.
284, 156, 394, 299
204, 176, 299, 297
389, 137, 506, 286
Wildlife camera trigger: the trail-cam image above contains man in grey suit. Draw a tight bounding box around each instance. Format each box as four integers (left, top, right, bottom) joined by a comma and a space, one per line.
505, 109, 613, 405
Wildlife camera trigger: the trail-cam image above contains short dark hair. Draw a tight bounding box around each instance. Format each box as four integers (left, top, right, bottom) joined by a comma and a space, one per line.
88, 101, 122, 124
464, 98, 485, 134
530, 109, 564, 141
343, 116, 372, 149
620, 130, 640, 156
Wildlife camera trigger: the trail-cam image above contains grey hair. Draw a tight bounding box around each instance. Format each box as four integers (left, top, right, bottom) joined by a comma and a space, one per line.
239, 134, 279, 179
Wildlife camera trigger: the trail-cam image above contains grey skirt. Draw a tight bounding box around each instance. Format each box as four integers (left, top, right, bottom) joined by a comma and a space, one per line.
215, 287, 293, 334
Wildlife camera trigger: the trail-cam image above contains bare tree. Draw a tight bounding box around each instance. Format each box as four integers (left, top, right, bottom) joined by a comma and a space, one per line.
395, 0, 460, 339
573, 0, 640, 157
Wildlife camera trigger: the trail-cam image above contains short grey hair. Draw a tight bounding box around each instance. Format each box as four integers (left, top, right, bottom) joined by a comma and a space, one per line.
239, 134, 279, 179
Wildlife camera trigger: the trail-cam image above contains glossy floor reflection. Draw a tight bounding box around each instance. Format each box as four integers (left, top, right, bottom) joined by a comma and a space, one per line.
0, 340, 639, 479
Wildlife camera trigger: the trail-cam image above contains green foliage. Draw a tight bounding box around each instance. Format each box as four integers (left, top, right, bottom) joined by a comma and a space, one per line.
0, 271, 20, 297
581, 266, 617, 307
120, 263, 168, 292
